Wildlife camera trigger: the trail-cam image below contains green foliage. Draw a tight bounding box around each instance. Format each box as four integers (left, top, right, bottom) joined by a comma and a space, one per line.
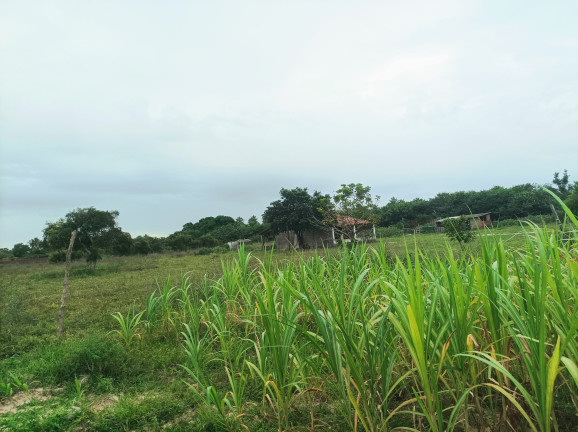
132, 235, 152, 255
2, 226, 576, 431
27, 237, 47, 257
48, 250, 66, 263
0, 372, 28, 398
379, 183, 558, 228
111, 305, 144, 345
263, 187, 332, 247
48, 249, 83, 263
131, 235, 166, 255
375, 226, 403, 238
12, 242, 31, 258
443, 216, 475, 245
43, 207, 128, 267
85, 247, 102, 268
551, 169, 573, 199
25, 334, 127, 384
333, 182, 380, 222
565, 192, 578, 215
108, 230, 133, 256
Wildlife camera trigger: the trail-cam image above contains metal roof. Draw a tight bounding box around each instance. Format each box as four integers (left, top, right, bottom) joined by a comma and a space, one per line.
434, 212, 491, 223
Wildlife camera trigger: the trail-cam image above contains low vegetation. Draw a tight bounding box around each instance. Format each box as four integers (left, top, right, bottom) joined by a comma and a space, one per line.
1, 215, 576, 431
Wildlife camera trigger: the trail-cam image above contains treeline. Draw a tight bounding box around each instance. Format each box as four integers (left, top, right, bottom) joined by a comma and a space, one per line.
157, 215, 270, 252
0, 214, 271, 261
379, 183, 558, 228
2, 170, 577, 261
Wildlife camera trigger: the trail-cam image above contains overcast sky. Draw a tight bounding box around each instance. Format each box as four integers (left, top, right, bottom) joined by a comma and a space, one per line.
1, 0, 577, 248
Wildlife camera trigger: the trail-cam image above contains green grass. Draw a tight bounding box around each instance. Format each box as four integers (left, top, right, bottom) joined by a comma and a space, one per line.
1, 222, 575, 431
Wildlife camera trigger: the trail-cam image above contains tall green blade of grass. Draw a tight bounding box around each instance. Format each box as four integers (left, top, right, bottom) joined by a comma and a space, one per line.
247, 267, 303, 430
388, 247, 449, 432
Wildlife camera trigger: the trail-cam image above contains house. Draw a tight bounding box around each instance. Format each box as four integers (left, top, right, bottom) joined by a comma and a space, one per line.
274, 216, 376, 250
434, 212, 492, 233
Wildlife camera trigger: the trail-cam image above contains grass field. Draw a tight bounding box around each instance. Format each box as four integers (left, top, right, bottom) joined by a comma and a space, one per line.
1, 223, 576, 431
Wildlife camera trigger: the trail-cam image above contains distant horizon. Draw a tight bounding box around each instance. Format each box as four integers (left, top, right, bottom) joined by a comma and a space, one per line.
1, 173, 565, 249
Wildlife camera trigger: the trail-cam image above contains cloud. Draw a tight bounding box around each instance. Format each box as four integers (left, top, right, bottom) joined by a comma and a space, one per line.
360, 53, 451, 95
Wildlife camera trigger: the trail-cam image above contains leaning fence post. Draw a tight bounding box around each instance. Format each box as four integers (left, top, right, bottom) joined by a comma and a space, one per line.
58, 230, 77, 339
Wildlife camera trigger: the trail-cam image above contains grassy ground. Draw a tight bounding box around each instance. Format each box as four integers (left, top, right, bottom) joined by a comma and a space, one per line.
0, 247, 329, 431
0, 223, 570, 431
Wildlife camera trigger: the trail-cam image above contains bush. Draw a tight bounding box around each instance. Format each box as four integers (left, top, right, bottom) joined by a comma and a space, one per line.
495, 215, 555, 228
48, 250, 67, 263
12, 243, 31, 258
48, 250, 82, 263
443, 216, 474, 245
375, 226, 403, 238
193, 234, 219, 248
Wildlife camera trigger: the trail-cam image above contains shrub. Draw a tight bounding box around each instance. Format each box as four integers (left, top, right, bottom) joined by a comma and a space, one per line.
12, 243, 31, 258
375, 226, 403, 238
48, 250, 82, 263
443, 216, 474, 245
495, 215, 555, 228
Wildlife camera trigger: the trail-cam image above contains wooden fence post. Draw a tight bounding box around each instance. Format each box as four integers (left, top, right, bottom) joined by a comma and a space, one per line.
58, 230, 77, 339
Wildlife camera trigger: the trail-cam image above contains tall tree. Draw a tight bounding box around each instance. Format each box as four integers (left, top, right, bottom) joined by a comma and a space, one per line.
332, 183, 380, 221
263, 188, 331, 248
552, 169, 571, 199
43, 207, 123, 268
329, 183, 380, 239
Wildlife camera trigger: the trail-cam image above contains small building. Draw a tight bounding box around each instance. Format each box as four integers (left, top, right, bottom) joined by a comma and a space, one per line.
274, 216, 376, 250
434, 212, 492, 233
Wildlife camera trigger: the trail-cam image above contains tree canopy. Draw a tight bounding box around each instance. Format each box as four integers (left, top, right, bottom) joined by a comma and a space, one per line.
263, 187, 331, 247
10, 170, 576, 255
378, 183, 556, 228
43, 207, 124, 267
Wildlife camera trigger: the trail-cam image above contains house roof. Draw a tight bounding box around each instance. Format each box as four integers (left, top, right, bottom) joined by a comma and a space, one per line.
337, 215, 372, 226
434, 212, 491, 223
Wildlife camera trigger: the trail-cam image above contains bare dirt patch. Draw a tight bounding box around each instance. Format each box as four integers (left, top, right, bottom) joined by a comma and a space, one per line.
89, 394, 119, 412
0, 388, 53, 415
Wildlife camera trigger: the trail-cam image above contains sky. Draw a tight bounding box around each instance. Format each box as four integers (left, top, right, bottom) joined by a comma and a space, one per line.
1, 0, 577, 248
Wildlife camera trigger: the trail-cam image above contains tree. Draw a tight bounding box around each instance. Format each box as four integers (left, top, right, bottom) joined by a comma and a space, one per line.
248, 216, 260, 227
133, 236, 152, 255
106, 229, 133, 256
12, 243, 31, 258
552, 169, 571, 199
333, 183, 379, 219
443, 216, 474, 247
43, 207, 123, 268
165, 232, 195, 251
263, 188, 332, 248
28, 237, 46, 256
329, 183, 380, 240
